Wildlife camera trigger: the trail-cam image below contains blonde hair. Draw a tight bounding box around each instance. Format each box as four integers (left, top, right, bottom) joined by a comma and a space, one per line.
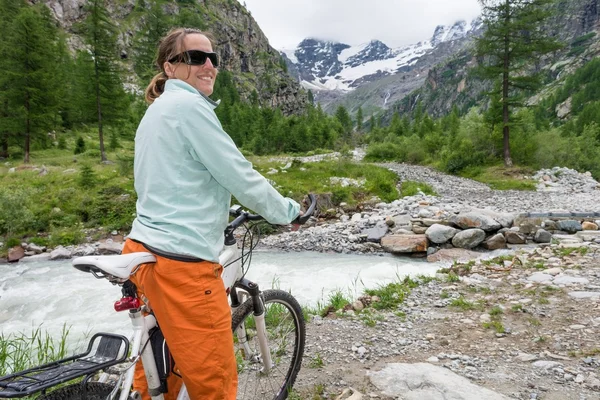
144, 28, 216, 104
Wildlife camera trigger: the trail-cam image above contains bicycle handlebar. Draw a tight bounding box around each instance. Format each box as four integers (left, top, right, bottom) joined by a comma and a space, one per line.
226, 194, 317, 233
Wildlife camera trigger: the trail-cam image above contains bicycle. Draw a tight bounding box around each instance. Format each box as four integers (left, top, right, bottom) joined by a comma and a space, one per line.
0, 194, 317, 400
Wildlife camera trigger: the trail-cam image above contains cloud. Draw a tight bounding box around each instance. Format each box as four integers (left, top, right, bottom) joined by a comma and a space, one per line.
238, 0, 482, 49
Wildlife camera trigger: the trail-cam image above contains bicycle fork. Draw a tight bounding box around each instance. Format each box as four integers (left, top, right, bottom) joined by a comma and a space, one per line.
231, 278, 273, 374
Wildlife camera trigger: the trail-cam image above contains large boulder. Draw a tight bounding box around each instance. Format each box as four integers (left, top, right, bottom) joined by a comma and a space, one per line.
473, 208, 514, 228
504, 231, 527, 244
482, 233, 507, 250
381, 235, 428, 253
534, 229, 552, 243
557, 220, 583, 233
450, 212, 501, 232
50, 246, 72, 260
8, 246, 25, 262
97, 241, 124, 255
426, 248, 482, 263
452, 229, 486, 249
369, 363, 510, 400
425, 224, 459, 244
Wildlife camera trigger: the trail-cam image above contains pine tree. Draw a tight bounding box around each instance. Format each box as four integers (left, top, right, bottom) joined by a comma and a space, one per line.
0, 0, 26, 158
334, 105, 352, 142
81, 0, 128, 162
356, 106, 363, 132
475, 0, 562, 166
133, 0, 170, 83
3, 4, 61, 163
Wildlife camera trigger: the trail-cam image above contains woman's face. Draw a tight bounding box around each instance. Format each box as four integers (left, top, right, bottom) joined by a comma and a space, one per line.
166, 34, 218, 96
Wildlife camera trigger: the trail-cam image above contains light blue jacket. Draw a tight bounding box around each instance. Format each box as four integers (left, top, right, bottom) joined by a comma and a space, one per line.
129, 79, 300, 262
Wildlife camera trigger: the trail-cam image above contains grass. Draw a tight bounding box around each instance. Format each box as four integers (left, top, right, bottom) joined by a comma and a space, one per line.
400, 180, 437, 197
449, 296, 481, 311
489, 305, 504, 316
0, 325, 71, 376
327, 290, 351, 312
254, 158, 401, 204
357, 308, 385, 327
364, 277, 414, 310
1, 140, 402, 255
460, 165, 537, 191
308, 353, 324, 369
483, 320, 506, 333
555, 247, 589, 257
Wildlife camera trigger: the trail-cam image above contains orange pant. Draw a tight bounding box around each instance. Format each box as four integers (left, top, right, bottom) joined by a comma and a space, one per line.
122, 239, 237, 400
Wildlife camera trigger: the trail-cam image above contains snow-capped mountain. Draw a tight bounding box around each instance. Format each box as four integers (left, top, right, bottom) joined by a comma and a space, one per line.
281, 19, 482, 93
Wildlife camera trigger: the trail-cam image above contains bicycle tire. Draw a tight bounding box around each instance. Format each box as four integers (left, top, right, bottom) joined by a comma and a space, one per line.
231, 289, 305, 400
36, 382, 116, 400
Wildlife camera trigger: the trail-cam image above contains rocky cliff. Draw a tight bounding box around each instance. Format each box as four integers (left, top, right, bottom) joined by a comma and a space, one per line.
40, 0, 307, 115
389, 0, 600, 120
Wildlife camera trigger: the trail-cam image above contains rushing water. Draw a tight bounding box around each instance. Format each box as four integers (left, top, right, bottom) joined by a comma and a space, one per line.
0, 250, 443, 347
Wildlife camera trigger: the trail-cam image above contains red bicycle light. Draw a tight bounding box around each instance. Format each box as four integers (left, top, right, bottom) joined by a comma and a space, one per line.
114, 297, 141, 312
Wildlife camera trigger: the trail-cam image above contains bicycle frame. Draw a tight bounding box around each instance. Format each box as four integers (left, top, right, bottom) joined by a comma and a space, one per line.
92, 234, 268, 400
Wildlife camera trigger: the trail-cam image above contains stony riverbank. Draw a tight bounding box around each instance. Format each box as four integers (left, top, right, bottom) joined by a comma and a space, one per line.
283, 164, 600, 400
294, 240, 600, 399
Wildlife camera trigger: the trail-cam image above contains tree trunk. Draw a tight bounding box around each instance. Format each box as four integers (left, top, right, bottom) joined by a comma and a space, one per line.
24, 91, 30, 164
95, 53, 106, 162
502, 0, 513, 167
0, 133, 8, 158
1, 100, 10, 158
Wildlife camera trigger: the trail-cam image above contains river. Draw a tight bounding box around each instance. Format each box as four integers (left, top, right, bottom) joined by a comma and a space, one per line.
0, 250, 443, 347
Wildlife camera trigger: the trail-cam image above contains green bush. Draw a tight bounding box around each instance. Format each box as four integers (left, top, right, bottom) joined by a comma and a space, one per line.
48, 227, 85, 247
331, 186, 351, 204
57, 136, 67, 150
78, 165, 97, 188
74, 137, 86, 154
364, 142, 404, 161
0, 189, 36, 236
400, 180, 437, 197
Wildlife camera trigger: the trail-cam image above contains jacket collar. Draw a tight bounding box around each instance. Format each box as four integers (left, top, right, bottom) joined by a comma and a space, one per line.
165, 79, 220, 109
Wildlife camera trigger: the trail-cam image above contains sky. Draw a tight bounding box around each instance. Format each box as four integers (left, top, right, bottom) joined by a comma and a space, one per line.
237, 0, 482, 50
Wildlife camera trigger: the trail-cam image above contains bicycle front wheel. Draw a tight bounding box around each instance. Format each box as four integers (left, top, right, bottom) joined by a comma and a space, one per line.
231, 289, 305, 400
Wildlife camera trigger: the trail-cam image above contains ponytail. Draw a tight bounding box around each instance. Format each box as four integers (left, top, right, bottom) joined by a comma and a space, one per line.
145, 72, 168, 104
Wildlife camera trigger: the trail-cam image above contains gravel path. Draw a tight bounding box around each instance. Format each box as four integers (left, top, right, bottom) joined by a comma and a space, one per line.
381, 163, 600, 213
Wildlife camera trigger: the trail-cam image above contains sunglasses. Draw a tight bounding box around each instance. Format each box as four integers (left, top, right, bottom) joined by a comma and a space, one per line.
168, 50, 219, 67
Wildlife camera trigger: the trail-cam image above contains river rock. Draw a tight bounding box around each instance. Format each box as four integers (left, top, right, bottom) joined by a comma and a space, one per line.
568, 291, 600, 299
368, 363, 509, 400
426, 248, 482, 263
582, 221, 598, 230
452, 229, 486, 249
504, 231, 527, 244
20, 253, 52, 263
534, 229, 552, 243
557, 220, 583, 233
97, 241, 123, 255
8, 246, 25, 262
50, 246, 72, 260
364, 225, 388, 243
575, 231, 600, 241
450, 212, 501, 232
425, 224, 459, 244
475, 208, 514, 228
553, 276, 589, 285
483, 233, 506, 250
381, 235, 428, 254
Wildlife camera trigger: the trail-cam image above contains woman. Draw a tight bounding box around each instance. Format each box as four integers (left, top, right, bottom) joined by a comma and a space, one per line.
122, 27, 301, 400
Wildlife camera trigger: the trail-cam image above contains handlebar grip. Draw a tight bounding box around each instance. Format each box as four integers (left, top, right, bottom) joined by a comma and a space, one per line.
295, 193, 317, 225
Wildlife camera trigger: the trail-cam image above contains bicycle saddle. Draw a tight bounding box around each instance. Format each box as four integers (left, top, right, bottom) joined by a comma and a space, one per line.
72, 252, 156, 280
